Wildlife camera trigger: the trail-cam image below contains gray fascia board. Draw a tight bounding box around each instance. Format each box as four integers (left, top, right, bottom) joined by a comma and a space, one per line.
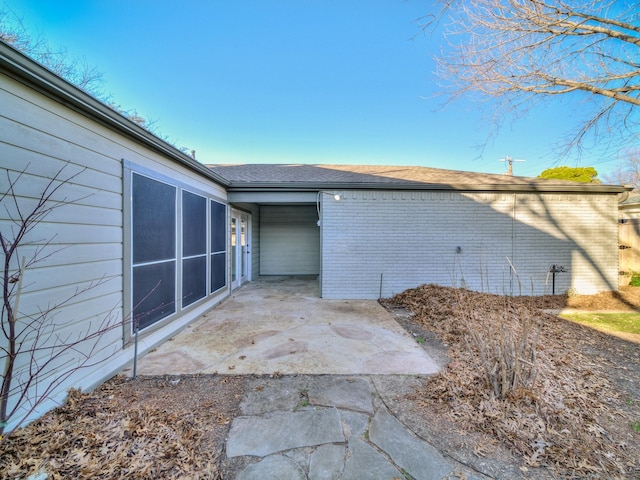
226, 182, 630, 194
0, 41, 230, 187
228, 191, 318, 204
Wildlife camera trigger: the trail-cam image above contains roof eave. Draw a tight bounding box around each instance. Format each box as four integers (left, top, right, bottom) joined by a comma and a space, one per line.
226, 181, 630, 194
0, 41, 230, 188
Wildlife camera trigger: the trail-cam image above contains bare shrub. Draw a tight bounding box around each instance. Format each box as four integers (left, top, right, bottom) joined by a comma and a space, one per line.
456, 292, 543, 399
445, 258, 543, 398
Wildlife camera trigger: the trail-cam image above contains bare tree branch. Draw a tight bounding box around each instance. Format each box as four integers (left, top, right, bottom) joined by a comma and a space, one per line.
603, 148, 640, 190
0, 8, 182, 144
1, 163, 122, 438
426, 0, 640, 155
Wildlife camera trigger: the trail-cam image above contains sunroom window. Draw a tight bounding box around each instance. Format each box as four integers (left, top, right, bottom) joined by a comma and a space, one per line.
182, 190, 207, 308
129, 170, 228, 334
210, 199, 226, 292
131, 173, 177, 330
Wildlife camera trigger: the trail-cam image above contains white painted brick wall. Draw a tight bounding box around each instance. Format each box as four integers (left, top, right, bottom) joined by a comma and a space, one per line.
320, 190, 618, 299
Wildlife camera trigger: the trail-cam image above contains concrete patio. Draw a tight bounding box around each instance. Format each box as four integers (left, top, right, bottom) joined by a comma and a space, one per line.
122, 277, 475, 479
128, 276, 440, 376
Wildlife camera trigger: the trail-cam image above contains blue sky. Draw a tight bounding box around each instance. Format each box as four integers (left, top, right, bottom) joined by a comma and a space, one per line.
2, 0, 626, 178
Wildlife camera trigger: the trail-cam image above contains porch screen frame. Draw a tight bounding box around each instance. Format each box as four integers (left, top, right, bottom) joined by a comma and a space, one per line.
123, 161, 229, 343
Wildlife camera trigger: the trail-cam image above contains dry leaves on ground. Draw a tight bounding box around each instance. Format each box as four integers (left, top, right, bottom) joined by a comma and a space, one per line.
0, 375, 244, 480
513, 285, 640, 312
387, 285, 640, 479
2, 287, 639, 479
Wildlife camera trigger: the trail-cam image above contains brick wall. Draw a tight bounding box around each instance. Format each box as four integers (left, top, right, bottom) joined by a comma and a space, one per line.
319, 190, 618, 299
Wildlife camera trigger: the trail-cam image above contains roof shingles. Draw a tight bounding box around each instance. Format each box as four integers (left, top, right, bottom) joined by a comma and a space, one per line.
207, 164, 626, 193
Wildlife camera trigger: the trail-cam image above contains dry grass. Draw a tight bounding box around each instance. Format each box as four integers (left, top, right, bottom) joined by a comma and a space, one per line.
388, 285, 640, 479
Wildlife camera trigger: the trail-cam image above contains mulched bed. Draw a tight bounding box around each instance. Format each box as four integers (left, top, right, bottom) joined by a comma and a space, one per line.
0, 375, 245, 480
385, 285, 640, 479
515, 285, 640, 312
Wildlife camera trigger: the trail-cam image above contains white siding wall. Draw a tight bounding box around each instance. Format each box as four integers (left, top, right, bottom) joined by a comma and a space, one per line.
320, 190, 618, 299
0, 72, 228, 430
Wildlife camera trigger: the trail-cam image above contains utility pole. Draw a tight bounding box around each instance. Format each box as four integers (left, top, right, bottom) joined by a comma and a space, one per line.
499, 155, 526, 175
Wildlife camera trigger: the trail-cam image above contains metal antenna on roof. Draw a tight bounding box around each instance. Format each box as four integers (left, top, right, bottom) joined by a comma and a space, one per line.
499, 155, 526, 176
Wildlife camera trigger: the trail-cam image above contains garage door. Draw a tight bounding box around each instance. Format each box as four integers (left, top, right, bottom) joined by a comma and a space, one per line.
260, 205, 320, 275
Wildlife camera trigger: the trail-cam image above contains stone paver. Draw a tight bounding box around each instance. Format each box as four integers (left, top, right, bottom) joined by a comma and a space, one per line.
226, 408, 344, 458
339, 410, 370, 438
369, 407, 452, 480
342, 438, 403, 480
309, 444, 346, 480
307, 376, 373, 414
235, 455, 306, 480
225, 376, 482, 480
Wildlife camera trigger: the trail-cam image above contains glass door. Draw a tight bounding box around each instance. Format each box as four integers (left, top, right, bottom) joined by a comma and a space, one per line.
231, 210, 251, 289
240, 216, 248, 283
231, 217, 238, 287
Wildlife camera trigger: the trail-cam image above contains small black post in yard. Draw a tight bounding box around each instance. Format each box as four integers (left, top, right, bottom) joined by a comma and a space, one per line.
133, 318, 139, 380
549, 264, 567, 295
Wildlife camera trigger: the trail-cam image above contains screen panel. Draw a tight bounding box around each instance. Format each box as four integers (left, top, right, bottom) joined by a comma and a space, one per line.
132, 261, 176, 330
211, 200, 226, 253
132, 173, 176, 264
211, 252, 226, 293
210, 199, 227, 293
183, 256, 207, 307
183, 190, 207, 257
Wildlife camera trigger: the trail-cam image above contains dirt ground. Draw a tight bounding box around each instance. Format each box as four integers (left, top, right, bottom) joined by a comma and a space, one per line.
1, 288, 639, 479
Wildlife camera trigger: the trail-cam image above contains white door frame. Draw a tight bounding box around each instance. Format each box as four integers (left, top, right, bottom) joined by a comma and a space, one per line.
231, 209, 251, 289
